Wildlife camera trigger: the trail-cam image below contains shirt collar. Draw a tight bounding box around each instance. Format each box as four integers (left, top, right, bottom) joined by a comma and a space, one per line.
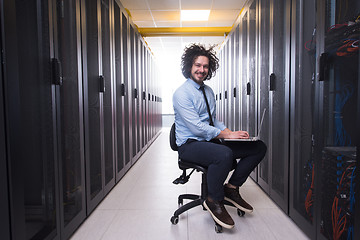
187, 78, 205, 90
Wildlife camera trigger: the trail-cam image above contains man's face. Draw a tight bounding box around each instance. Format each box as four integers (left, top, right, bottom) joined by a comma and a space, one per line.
190, 55, 209, 84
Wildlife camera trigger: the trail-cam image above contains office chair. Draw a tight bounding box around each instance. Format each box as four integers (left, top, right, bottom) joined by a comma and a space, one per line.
169, 123, 245, 233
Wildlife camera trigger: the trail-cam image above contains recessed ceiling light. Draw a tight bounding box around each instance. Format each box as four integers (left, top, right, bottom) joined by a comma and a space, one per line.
181, 10, 210, 22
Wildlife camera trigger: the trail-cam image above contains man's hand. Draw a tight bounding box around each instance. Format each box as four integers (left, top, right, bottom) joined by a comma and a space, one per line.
216, 128, 249, 139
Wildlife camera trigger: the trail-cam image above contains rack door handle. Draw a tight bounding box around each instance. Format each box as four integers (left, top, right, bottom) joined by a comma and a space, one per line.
99, 75, 105, 93
319, 53, 329, 82
142, 91, 146, 100
121, 83, 125, 96
51, 58, 63, 86
246, 82, 251, 95
270, 73, 276, 91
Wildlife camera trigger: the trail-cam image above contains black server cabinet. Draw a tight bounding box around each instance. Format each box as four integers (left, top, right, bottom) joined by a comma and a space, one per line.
356, 57, 360, 240
289, 0, 317, 238
239, 0, 258, 181
234, 25, 241, 131
257, 0, 291, 212
247, 0, 257, 138
138, 40, 143, 152
143, 49, 149, 146
52, 1, 87, 237
220, 0, 290, 211
290, 0, 360, 239
82, 0, 116, 213
140, 44, 146, 150
316, 1, 359, 239
129, 24, 137, 160
149, 60, 153, 141
257, 0, 271, 194
223, 43, 229, 127
133, 32, 141, 161
240, 10, 249, 134
121, 11, 131, 166
113, 0, 128, 181
229, 33, 236, 131
144, 50, 149, 144
136, 37, 142, 156
217, 50, 224, 123
268, 0, 291, 212
2, 0, 87, 239
2, 1, 61, 239
0, 29, 11, 240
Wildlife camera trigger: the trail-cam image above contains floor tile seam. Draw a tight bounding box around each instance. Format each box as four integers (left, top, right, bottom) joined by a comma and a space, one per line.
261, 209, 308, 240
185, 211, 190, 240
251, 209, 279, 240
99, 209, 121, 240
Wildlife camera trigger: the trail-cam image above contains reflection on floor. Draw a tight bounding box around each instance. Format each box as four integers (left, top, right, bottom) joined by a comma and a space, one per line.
71, 128, 309, 240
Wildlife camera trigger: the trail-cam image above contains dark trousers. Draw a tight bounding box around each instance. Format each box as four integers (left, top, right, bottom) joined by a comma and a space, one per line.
178, 139, 267, 201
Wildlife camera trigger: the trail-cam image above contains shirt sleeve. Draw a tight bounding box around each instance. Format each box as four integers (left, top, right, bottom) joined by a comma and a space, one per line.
173, 90, 221, 141
213, 118, 226, 131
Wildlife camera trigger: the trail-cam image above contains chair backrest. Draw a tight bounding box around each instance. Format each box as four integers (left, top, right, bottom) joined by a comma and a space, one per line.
170, 123, 178, 151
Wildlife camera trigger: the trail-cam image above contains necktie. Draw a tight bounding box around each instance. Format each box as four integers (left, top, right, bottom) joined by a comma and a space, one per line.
200, 85, 214, 126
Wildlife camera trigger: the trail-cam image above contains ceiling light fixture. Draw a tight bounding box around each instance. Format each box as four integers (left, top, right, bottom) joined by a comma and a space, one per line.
181, 10, 210, 22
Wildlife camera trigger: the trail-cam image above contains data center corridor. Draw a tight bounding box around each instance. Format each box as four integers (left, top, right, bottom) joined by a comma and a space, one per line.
70, 128, 309, 240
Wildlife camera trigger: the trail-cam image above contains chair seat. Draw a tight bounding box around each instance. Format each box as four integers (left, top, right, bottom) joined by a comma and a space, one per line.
178, 158, 207, 173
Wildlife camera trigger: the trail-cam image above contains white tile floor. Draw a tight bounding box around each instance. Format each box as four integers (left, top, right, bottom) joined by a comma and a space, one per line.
70, 128, 310, 240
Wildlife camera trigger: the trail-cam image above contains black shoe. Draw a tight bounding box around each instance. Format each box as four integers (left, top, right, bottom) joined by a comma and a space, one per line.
224, 186, 253, 213
203, 199, 234, 229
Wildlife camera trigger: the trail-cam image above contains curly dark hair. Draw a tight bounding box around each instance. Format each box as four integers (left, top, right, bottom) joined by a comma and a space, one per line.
181, 43, 219, 81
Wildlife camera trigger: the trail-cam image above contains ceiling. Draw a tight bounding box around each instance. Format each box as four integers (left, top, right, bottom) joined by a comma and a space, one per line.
119, 0, 247, 57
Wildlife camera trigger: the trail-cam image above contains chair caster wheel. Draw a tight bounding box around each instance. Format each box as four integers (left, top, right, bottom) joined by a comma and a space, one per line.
171, 216, 179, 225
237, 209, 245, 217
215, 223, 223, 233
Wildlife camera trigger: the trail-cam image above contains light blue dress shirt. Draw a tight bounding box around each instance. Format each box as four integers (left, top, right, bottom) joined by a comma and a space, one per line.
173, 78, 227, 146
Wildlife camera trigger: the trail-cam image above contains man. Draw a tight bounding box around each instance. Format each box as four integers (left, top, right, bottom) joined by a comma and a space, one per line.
172, 44, 267, 229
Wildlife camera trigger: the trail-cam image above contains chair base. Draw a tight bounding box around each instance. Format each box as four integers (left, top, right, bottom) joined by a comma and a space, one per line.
170, 193, 245, 233
170, 158, 245, 232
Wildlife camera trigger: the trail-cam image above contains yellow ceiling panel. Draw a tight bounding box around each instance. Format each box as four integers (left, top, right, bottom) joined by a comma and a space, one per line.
212, 0, 247, 9
134, 21, 156, 27
155, 21, 181, 27
130, 10, 153, 21
208, 10, 241, 21
138, 27, 231, 37
119, 0, 148, 10
151, 10, 180, 21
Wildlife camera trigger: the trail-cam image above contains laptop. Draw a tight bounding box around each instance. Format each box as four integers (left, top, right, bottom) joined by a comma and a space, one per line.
224, 108, 266, 142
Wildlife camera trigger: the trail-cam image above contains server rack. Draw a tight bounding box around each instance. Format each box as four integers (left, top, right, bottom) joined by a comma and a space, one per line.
316, 1, 359, 239
121, 10, 131, 167
257, 0, 271, 195
0, 34, 11, 240
140, 44, 146, 151
269, 0, 291, 213
1, 0, 161, 239
240, 10, 249, 133
113, 0, 128, 181
289, 0, 317, 237
234, 25, 241, 131
81, 0, 116, 214
291, 0, 360, 239
1, 0, 88, 239
134, 32, 141, 161
1, 1, 61, 238
222, 0, 290, 212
